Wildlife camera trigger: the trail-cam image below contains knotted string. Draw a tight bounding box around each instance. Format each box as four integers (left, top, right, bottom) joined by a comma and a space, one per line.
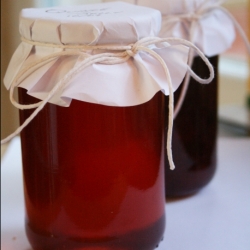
160, 3, 250, 118
1, 36, 214, 170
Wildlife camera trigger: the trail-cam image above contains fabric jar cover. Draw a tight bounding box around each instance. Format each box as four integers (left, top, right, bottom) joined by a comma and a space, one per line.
3, 1, 190, 108
104, 0, 236, 57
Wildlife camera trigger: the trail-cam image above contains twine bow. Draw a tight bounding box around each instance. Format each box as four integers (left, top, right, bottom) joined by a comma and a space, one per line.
160, 2, 250, 118
1, 36, 215, 170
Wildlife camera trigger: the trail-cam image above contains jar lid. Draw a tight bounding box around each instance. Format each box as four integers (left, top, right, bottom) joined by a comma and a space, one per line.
19, 1, 161, 45
4, 2, 191, 108
112, 0, 236, 56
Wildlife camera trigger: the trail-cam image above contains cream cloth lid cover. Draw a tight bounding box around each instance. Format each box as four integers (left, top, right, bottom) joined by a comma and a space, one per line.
108, 0, 236, 57
3, 1, 190, 107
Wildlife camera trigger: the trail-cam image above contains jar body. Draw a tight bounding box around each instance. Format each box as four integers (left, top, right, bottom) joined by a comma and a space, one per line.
18, 89, 166, 250
165, 56, 218, 197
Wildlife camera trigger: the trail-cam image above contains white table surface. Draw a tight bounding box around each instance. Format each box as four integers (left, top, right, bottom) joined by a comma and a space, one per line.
1, 136, 250, 250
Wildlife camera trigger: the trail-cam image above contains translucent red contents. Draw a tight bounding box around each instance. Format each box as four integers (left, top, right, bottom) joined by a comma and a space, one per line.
165, 56, 218, 197
18, 89, 166, 250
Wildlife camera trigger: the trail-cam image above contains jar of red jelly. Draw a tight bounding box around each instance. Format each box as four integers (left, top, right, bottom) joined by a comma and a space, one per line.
18, 89, 166, 250
2, 2, 191, 249
125, 0, 237, 196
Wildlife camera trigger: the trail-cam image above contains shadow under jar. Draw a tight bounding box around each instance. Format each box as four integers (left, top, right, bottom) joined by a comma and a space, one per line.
18, 89, 166, 250
165, 56, 218, 197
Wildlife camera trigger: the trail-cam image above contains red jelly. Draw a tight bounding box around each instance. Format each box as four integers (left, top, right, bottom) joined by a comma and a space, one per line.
19, 89, 166, 250
165, 56, 218, 197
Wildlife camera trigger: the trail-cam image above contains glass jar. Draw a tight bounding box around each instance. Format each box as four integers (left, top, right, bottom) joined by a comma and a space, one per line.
3, 2, 195, 248
165, 56, 218, 196
18, 88, 166, 250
